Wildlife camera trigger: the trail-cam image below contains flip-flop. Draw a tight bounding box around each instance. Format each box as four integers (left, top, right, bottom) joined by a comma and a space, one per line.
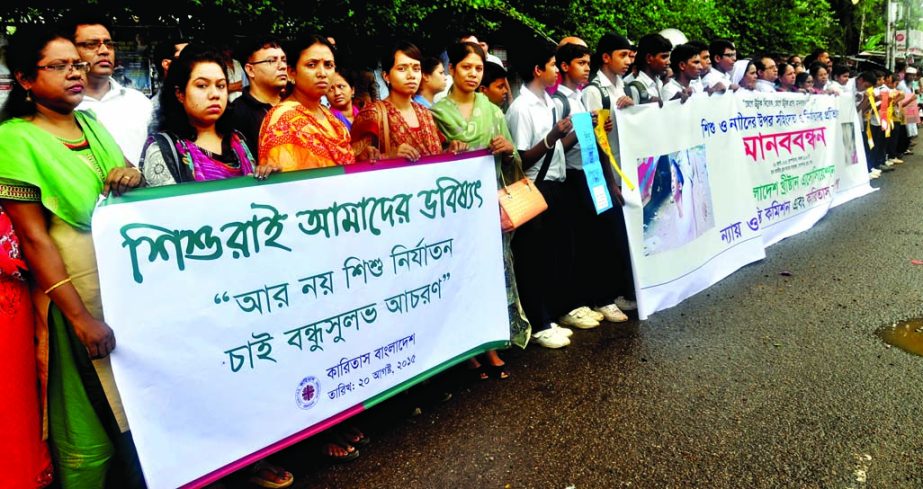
340, 425, 370, 447
248, 461, 294, 488
488, 364, 510, 380
321, 440, 360, 463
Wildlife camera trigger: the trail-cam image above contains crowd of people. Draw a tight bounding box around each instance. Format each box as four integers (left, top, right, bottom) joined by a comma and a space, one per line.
0, 11, 916, 489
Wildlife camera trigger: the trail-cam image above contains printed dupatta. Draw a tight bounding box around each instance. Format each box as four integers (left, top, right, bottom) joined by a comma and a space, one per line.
350, 100, 444, 159
259, 100, 355, 171
0, 111, 125, 230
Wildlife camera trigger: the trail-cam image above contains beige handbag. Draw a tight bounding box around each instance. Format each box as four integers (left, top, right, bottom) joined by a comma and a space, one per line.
497, 155, 549, 232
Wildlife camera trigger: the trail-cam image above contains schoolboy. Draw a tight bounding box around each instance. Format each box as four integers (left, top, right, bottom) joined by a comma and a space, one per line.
478, 61, 511, 110
661, 43, 701, 102
553, 42, 630, 324
581, 33, 639, 313
704, 39, 739, 94
626, 33, 671, 105
506, 42, 587, 348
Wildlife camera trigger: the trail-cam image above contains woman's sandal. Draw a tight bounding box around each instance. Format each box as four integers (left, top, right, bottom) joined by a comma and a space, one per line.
321, 436, 360, 463
339, 425, 370, 447
488, 364, 510, 380
248, 461, 294, 489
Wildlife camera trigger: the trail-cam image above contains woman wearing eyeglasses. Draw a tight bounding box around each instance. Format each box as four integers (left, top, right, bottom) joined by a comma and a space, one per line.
0, 26, 144, 488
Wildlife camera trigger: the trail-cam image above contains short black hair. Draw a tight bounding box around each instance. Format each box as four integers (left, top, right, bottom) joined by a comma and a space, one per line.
709, 39, 735, 63
754, 54, 774, 72
831, 64, 850, 77
421, 56, 443, 76
480, 61, 507, 88
239, 35, 283, 63
556, 43, 591, 69
670, 43, 698, 74
517, 41, 555, 82
795, 72, 812, 88
808, 61, 828, 78
857, 70, 877, 85
687, 40, 708, 53
63, 9, 113, 39
381, 40, 422, 73
635, 33, 672, 70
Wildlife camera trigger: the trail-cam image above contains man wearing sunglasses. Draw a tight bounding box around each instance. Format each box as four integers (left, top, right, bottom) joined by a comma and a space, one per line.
229, 36, 289, 158
67, 14, 153, 165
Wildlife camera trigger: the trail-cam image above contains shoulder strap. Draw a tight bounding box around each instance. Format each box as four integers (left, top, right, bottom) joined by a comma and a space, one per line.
152, 132, 192, 183
551, 91, 571, 120
627, 80, 650, 103
589, 80, 611, 111
534, 106, 558, 183
376, 102, 391, 156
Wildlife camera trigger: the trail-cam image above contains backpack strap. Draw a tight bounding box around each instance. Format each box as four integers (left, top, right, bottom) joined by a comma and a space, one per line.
534, 106, 558, 183
588, 80, 611, 111
551, 91, 571, 120
152, 132, 193, 183
627, 80, 650, 104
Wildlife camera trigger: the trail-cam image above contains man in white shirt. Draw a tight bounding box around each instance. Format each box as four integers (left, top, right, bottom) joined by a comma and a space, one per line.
69, 16, 153, 164
661, 43, 702, 102
553, 42, 629, 324
506, 42, 583, 348
626, 33, 671, 105
754, 56, 778, 93
704, 39, 739, 94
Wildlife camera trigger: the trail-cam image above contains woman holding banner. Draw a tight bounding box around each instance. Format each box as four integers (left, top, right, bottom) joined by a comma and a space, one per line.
351, 41, 466, 162
140, 44, 295, 487
432, 42, 530, 376
0, 26, 144, 488
259, 35, 364, 170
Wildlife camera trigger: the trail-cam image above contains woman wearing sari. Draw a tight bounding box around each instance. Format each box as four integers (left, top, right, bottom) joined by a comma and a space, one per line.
0, 207, 53, 488
259, 35, 361, 170
140, 44, 292, 488
0, 26, 144, 488
431, 42, 531, 378
352, 41, 465, 162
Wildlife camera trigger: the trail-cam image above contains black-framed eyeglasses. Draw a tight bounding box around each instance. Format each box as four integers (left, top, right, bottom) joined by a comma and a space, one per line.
36, 61, 91, 74
248, 56, 287, 67
722, 52, 737, 59
76, 40, 115, 50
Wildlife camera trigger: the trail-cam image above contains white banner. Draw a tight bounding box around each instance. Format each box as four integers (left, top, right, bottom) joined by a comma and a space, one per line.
92, 152, 509, 489
617, 92, 873, 319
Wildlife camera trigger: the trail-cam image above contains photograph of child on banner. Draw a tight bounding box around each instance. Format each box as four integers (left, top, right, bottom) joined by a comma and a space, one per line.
638, 145, 715, 255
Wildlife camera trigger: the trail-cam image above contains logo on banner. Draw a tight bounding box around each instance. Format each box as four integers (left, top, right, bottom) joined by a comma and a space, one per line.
296, 376, 320, 409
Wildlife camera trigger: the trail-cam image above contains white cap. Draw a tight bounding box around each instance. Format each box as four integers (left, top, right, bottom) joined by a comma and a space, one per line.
907, 67, 917, 74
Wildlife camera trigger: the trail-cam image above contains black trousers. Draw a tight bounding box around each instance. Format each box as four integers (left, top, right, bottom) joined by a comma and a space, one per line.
511, 180, 572, 331
564, 169, 634, 307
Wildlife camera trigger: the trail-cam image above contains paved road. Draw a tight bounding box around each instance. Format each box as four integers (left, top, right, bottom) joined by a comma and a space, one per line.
225, 155, 923, 488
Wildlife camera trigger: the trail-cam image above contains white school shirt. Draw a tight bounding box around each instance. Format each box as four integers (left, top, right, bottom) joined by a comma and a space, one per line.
703, 67, 731, 90
551, 84, 588, 170
77, 78, 153, 164
755, 79, 777, 93
661, 78, 685, 101
690, 77, 705, 94
626, 71, 662, 104
506, 86, 566, 182
582, 71, 625, 184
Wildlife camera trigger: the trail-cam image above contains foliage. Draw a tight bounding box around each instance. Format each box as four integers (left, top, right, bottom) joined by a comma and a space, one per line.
0, 0, 888, 62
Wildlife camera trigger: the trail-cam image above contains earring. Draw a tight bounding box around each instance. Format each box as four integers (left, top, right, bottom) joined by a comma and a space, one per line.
25, 90, 32, 103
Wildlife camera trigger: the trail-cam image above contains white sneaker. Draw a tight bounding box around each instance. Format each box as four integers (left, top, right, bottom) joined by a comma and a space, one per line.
892, 157, 905, 164
613, 296, 638, 311
870, 168, 882, 175
869, 171, 880, 179
550, 322, 573, 338
578, 306, 605, 322
594, 303, 629, 323
885, 159, 895, 167
531, 327, 570, 348
558, 308, 600, 329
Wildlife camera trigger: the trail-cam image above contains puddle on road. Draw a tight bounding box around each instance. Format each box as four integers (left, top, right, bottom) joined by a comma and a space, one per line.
877, 318, 923, 356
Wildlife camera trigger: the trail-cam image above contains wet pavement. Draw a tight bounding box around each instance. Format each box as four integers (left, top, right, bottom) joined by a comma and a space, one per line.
222, 155, 923, 488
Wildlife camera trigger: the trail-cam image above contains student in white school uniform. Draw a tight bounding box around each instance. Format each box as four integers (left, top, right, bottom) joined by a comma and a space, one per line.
661, 43, 702, 102
582, 33, 638, 314
552, 42, 629, 325
686, 40, 710, 95
704, 39, 739, 94
625, 33, 671, 105
506, 42, 582, 348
